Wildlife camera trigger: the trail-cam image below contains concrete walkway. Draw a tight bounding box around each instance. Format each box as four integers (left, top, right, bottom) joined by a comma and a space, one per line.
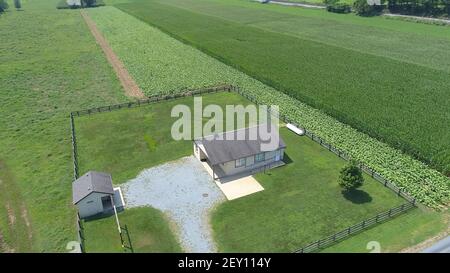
215, 176, 264, 201
199, 160, 270, 201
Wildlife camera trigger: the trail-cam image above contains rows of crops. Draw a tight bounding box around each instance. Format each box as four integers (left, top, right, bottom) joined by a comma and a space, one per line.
114, 0, 450, 176
87, 7, 449, 208
159, 0, 450, 73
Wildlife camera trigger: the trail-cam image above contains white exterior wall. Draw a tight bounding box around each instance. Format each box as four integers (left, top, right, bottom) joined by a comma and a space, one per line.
67, 0, 81, 6
193, 143, 200, 160
77, 192, 110, 219
217, 149, 285, 177
193, 143, 207, 161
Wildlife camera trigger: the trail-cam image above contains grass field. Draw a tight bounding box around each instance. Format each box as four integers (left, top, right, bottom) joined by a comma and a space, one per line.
114, 0, 450, 175
76, 92, 253, 184
212, 127, 408, 252
82, 207, 182, 252
0, 0, 127, 251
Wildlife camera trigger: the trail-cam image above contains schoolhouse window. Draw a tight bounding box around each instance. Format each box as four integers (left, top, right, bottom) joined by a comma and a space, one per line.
255, 152, 265, 162
235, 158, 246, 168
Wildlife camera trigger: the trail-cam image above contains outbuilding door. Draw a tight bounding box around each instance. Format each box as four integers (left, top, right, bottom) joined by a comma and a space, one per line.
101, 195, 112, 211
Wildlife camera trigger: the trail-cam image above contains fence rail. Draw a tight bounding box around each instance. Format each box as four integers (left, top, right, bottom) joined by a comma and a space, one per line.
70, 113, 79, 180
71, 84, 233, 117
76, 213, 85, 253
294, 202, 415, 253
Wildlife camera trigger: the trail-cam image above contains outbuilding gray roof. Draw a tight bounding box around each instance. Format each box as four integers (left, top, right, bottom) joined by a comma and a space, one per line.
194, 124, 286, 166
72, 171, 114, 205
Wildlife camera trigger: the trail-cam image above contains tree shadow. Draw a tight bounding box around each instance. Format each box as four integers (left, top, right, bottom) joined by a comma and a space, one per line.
342, 189, 372, 204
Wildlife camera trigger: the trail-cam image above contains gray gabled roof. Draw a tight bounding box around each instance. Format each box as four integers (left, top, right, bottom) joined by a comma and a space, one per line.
72, 171, 114, 205
194, 124, 286, 166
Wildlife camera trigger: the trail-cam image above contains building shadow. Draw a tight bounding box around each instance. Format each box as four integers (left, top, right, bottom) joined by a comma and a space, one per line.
83, 207, 125, 222
342, 189, 372, 204
283, 153, 293, 165
121, 225, 134, 253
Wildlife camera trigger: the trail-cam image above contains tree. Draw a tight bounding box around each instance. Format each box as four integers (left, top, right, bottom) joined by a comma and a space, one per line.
338, 161, 364, 191
444, 0, 450, 16
0, 0, 8, 12
13, 0, 20, 10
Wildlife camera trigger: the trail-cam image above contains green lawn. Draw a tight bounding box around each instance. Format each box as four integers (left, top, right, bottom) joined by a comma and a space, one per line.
212, 127, 407, 252
115, 0, 450, 175
82, 207, 182, 252
75, 91, 253, 184
0, 0, 127, 251
321, 209, 449, 253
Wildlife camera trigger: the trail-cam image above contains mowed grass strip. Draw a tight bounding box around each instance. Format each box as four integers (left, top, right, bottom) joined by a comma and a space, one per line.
82, 207, 182, 253
0, 0, 127, 251
116, 0, 450, 175
212, 128, 405, 252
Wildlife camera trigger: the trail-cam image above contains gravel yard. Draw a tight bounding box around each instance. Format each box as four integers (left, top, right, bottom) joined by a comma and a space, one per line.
121, 156, 225, 253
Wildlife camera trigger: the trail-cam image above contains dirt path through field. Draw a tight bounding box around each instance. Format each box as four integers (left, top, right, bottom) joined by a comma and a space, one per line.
80, 10, 145, 99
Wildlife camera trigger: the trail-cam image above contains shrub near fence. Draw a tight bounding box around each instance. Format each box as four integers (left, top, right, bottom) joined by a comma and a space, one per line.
76, 213, 85, 253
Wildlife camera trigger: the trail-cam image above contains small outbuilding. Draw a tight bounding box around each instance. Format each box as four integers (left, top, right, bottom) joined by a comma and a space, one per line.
73, 171, 117, 219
